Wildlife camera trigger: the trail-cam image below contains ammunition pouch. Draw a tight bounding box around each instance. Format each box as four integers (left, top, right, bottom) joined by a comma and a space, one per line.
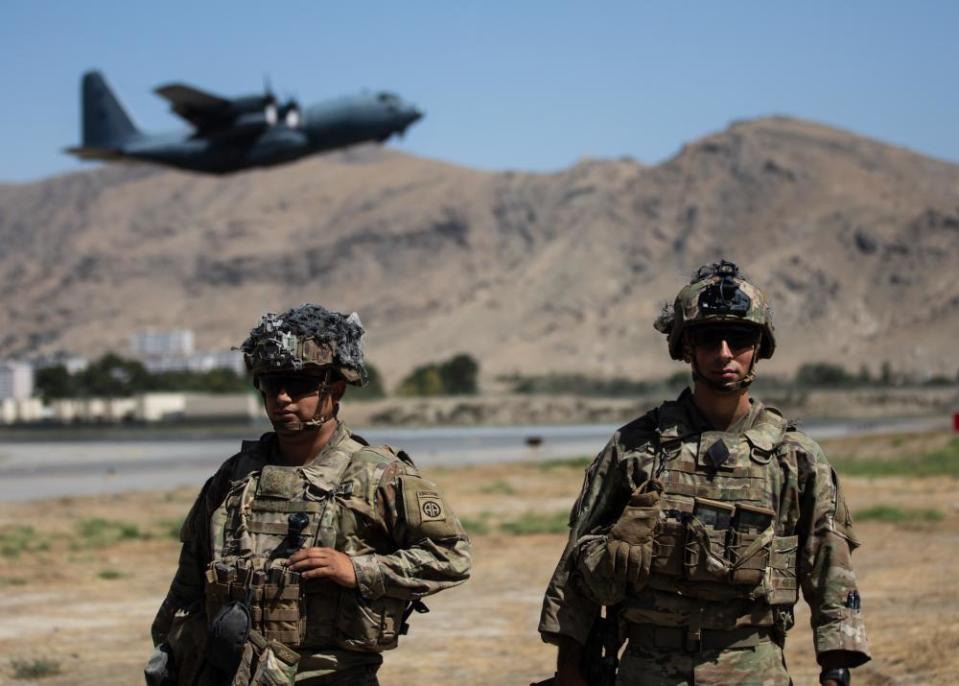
206, 441, 421, 660
144, 645, 174, 686
650, 501, 799, 607
155, 606, 209, 686
205, 563, 407, 653
229, 629, 300, 686
208, 601, 252, 678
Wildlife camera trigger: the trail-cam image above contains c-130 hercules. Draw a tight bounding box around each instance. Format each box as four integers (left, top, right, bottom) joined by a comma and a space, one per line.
66, 71, 423, 174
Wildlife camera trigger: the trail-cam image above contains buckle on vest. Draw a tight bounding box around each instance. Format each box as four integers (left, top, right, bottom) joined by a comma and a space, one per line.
684, 626, 702, 653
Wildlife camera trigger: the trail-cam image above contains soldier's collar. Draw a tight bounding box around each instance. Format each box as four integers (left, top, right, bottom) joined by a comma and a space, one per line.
676, 388, 766, 435
302, 420, 351, 467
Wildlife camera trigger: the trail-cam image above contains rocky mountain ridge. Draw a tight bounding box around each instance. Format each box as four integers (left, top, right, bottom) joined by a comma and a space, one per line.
2, 116, 957, 386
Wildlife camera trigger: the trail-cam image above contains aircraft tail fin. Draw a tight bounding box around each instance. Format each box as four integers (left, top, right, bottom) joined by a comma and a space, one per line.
80, 70, 140, 147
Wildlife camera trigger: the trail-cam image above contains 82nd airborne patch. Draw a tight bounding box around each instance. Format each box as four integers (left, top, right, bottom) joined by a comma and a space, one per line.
418, 492, 446, 522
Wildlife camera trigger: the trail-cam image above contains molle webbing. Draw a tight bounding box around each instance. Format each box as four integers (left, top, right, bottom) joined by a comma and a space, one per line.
206, 433, 407, 653
641, 401, 797, 607
205, 566, 306, 646
251, 501, 325, 513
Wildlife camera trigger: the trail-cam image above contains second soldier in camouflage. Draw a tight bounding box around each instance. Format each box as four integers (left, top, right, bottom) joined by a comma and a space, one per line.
538, 261, 870, 686
149, 305, 471, 686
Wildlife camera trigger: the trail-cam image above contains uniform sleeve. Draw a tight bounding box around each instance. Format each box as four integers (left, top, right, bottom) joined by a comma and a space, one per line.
538, 437, 629, 646
150, 467, 231, 645
796, 439, 871, 667
350, 462, 471, 601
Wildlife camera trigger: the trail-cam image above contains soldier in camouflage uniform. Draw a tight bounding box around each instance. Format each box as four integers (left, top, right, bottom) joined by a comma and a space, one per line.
148, 305, 471, 686
538, 261, 870, 686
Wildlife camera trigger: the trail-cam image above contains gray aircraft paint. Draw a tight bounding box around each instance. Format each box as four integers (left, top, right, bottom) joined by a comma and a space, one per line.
66, 71, 422, 174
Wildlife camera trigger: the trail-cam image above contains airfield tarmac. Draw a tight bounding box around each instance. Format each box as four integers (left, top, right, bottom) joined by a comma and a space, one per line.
1, 427, 957, 685
0, 415, 947, 502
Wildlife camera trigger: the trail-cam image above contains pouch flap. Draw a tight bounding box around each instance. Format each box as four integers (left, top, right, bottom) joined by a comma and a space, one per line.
257, 466, 304, 499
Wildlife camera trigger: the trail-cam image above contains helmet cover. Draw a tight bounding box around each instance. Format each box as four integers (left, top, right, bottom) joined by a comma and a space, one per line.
654, 260, 776, 360
239, 304, 367, 386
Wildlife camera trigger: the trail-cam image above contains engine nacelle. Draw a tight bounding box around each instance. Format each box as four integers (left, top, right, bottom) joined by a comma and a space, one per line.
279, 100, 302, 128
228, 111, 274, 136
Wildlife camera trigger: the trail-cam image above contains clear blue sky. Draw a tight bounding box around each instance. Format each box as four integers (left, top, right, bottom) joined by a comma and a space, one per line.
2, 1, 957, 182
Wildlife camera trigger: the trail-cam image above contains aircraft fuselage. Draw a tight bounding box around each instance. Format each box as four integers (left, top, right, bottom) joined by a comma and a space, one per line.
67, 73, 422, 175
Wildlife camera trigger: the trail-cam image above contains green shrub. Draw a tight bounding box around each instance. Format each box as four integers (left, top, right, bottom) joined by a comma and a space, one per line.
0, 526, 48, 559
500, 511, 569, 535
98, 569, 126, 580
35, 351, 253, 399
459, 516, 492, 536
479, 480, 516, 495
397, 353, 479, 396
537, 456, 593, 471
73, 518, 144, 549
833, 439, 959, 478
856, 505, 943, 523
11, 658, 62, 679
348, 361, 386, 400
794, 362, 856, 387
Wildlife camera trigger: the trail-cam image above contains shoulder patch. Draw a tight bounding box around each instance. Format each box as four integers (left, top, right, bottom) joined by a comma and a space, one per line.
399, 475, 461, 541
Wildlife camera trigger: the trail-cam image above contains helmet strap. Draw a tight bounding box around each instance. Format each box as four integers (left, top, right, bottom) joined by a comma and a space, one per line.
688, 333, 761, 394
268, 370, 337, 434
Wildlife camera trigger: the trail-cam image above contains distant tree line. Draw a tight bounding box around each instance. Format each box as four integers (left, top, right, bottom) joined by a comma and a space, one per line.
501, 371, 690, 397
396, 354, 479, 397
503, 361, 957, 397
30, 352, 455, 401
34, 353, 250, 402
34, 353, 952, 403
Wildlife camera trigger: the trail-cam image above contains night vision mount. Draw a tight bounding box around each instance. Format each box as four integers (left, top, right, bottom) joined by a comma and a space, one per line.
697, 261, 752, 316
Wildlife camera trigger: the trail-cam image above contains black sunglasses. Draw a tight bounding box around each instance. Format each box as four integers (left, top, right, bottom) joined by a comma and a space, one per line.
689, 326, 759, 351
255, 374, 326, 398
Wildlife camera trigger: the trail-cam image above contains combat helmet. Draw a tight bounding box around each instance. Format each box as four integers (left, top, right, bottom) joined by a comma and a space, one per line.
654, 259, 775, 361
239, 304, 368, 386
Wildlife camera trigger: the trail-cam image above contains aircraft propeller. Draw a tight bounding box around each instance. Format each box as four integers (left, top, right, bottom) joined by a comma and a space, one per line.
262, 76, 300, 128
279, 92, 302, 128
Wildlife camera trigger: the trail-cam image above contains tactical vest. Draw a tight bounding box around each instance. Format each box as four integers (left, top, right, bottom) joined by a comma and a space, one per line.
204, 434, 409, 654
624, 401, 800, 629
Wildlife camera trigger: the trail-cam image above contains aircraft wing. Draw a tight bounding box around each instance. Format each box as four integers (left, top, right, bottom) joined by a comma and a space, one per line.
154, 83, 232, 129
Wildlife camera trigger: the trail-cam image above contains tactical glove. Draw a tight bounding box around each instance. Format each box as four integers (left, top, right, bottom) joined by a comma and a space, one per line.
604, 484, 661, 586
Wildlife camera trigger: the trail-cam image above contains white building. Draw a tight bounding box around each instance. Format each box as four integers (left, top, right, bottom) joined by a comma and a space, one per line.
140, 350, 245, 375
0, 361, 34, 400
131, 329, 195, 357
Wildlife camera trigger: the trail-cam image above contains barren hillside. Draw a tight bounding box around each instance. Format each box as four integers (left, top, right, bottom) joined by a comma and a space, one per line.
1, 117, 957, 385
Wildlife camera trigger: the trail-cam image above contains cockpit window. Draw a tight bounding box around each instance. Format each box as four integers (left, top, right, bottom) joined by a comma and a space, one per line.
377, 92, 399, 103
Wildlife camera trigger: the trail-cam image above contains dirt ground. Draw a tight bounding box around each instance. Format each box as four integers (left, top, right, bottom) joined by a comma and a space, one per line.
1, 431, 957, 685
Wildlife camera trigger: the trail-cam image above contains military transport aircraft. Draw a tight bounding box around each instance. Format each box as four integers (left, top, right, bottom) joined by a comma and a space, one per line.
65, 71, 423, 174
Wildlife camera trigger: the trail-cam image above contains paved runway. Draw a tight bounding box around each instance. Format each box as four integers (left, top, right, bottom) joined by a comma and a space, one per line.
0, 416, 949, 502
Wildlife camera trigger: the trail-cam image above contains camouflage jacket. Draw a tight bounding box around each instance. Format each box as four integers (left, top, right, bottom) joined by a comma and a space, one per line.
152, 422, 471, 658
539, 389, 870, 667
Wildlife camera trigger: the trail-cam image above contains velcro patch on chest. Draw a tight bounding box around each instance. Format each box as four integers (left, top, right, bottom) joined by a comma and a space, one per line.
257, 466, 303, 498
696, 433, 747, 474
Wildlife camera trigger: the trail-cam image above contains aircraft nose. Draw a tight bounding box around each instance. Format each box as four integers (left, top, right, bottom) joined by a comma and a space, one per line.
397, 104, 423, 136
